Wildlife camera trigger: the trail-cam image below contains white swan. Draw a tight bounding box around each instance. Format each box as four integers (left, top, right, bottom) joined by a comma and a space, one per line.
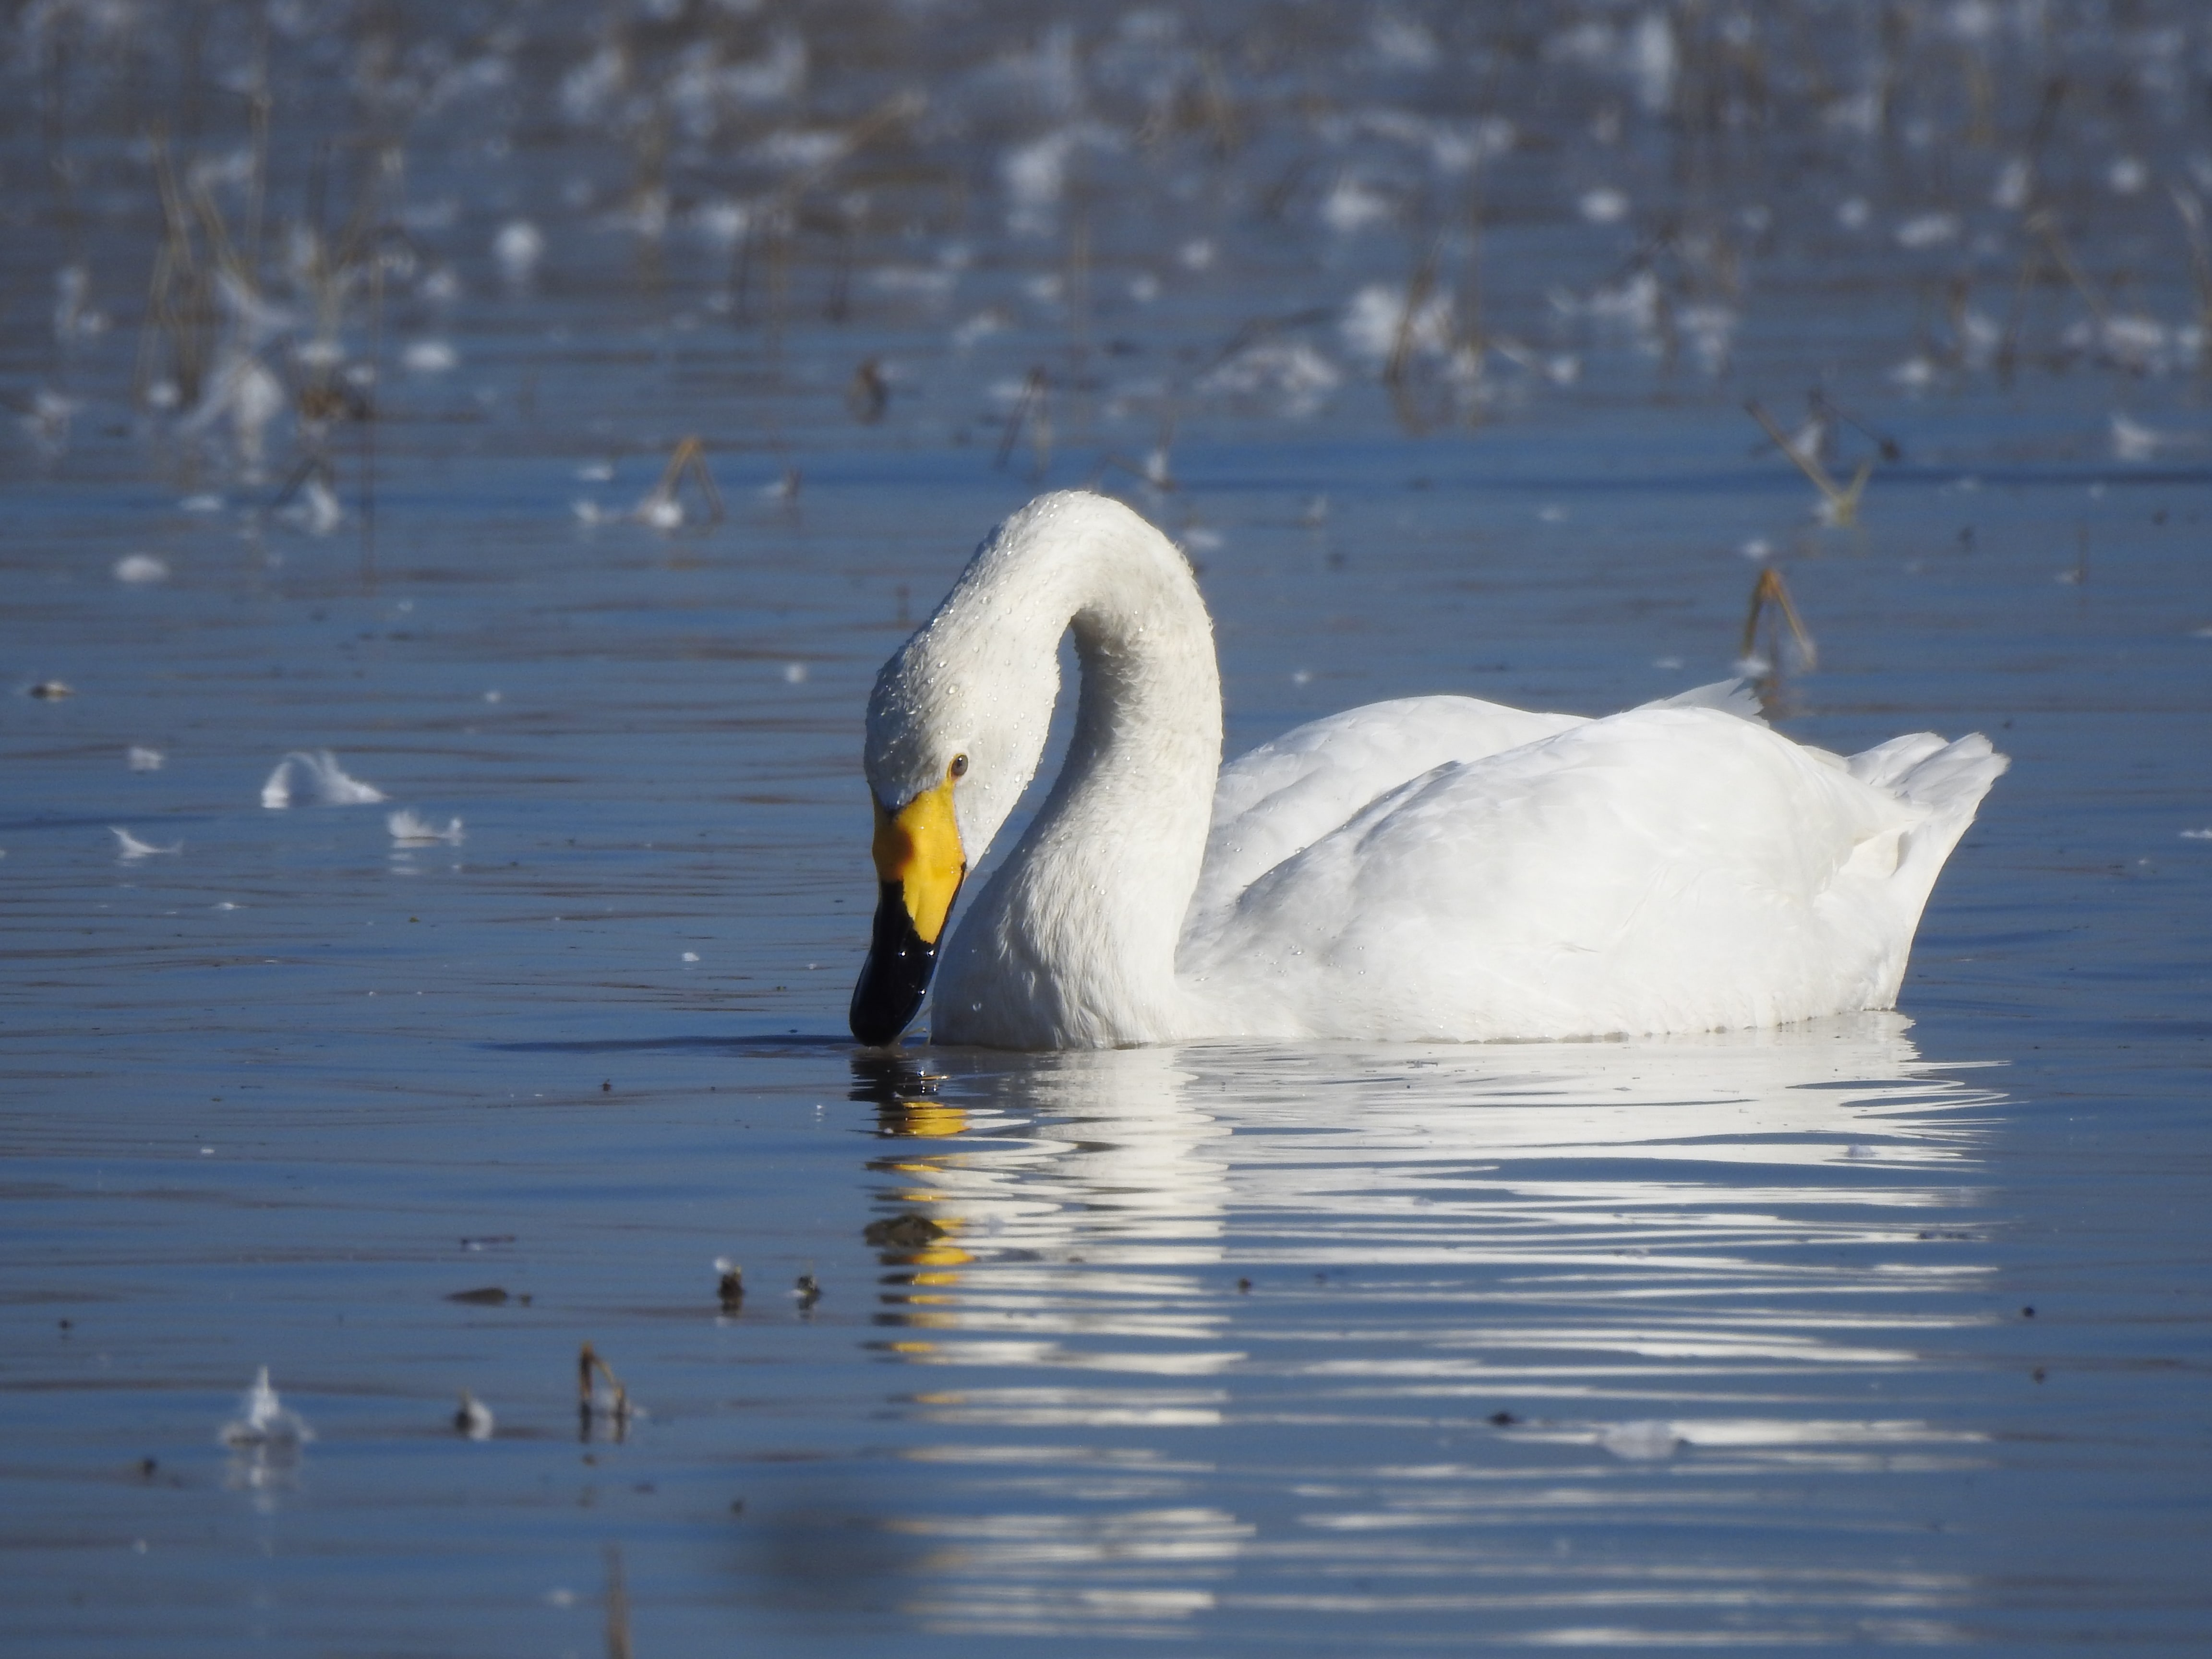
851, 492, 2006, 1049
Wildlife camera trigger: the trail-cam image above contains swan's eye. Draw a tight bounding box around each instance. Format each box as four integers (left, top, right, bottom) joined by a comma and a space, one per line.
948, 754, 969, 779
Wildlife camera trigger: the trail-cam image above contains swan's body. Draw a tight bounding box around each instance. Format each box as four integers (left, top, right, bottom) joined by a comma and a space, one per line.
852, 492, 2005, 1049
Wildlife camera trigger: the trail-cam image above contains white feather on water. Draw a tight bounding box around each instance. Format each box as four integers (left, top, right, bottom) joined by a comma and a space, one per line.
403, 339, 458, 374
454, 1391, 495, 1440
262, 751, 387, 808
493, 219, 543, 284
110, 828, 181, 860
1598, 1419, 1685, 1461
388, 810, 465, 845
219, 1368, 313, 1450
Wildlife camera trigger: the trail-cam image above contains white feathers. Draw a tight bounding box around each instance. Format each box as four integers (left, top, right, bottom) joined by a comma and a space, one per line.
110, 827, 181, 860
387, 810, 464, 845
402, 339, 458, 374
262, 750, 386, 809
454, 1391, 495, 1440
1598, 1419, 1685, 1461
113, 553, 169, 584
870, 492, 2006, 1050
493, 220, 544, 284
220, 1368, 313, 1451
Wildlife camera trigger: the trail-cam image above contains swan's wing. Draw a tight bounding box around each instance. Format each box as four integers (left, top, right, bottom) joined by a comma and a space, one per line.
1636, 677, 1767, 723
1191, 695, 1586, 931
1182, 706, 1970, 1040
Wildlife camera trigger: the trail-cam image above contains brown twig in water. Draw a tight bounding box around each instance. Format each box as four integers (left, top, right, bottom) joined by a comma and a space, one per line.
604, 1545, 633, 1659
1740, 565, 1818, 673
2027, 209, 2107, 325
361, 245, 382, 592
1746, 399, 1870, 526
1809, 390, 1903, 461
847, 358, 888, 424
637, 436, 726, 525
2167, 187, 2212, 368
578, 1342, 630, 1424
1383, 237, 1445, 435
995, 366, 1052, 477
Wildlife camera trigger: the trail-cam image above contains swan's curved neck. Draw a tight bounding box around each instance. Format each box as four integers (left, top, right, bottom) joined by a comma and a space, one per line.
935, 497, 1221, 1046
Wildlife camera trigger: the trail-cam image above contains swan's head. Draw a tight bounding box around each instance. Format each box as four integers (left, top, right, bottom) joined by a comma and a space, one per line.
850, 513, 1063, 1045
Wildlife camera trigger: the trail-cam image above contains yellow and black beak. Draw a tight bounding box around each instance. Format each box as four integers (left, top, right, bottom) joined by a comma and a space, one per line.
850, 774, 967, 1046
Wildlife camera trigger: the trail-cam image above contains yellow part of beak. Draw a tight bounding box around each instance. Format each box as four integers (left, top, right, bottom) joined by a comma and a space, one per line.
872, 776, 967, 946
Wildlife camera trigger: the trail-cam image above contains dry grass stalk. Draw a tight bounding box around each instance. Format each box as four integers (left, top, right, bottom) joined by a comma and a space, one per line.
995, 366, 1052, 477
639, 436, 727, 524
1741, 565, 1818, 673
578, 1342, 630, 1422
1746, 399, 1871, 526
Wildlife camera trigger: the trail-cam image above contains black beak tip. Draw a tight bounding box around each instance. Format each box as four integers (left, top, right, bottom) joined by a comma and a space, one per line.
850, 881, 938, 1047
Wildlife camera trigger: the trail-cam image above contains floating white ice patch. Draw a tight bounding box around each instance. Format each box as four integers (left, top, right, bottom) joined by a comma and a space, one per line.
494, 219, 544, 283
262, 750, 387, 808
1894, 211, 1960, 249
280, 477, 342, 536
1578, 186, 1630, 223
113, 553, 168, 584
403, 339, 458, 373
454, 1391, 495, 1441
110, 827, 181, 860
1598, 1419, 1683, 1461
1319, 174, 1396, 235
220, 1367, 313, 1451
2182, 829, 2212, 841
1197, 340, 1342, 418
387, 809, 464, 845
2110, 413, 2204, 460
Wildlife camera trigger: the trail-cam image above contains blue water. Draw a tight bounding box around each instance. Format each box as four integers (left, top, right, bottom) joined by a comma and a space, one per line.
4, 2, 2210, 1652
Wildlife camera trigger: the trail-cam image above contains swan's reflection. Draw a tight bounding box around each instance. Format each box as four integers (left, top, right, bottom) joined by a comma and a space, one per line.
854, 1015, 2006, 1644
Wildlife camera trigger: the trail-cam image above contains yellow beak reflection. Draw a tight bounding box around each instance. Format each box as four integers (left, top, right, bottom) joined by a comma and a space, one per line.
850, 774, 967, 1046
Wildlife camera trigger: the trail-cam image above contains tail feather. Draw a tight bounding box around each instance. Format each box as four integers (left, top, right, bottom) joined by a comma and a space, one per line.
1845, 732, 1949, 791
1857, 731, 2009, 1003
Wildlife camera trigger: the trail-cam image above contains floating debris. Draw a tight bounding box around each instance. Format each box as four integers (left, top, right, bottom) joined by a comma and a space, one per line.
402, 339, 458, 374
632, 436, 724, 529
715, 1258, 745, 1311
1747, 399, 1872, 527
493, 220, 544, 285
388, 810, 465, 846
110, 828, 182, 861
261, 750, 386, 808
219, 1367, 313, 1451
846, 357, 889, 423
578, 1343, 633, 1430
113, 553, 169, 584
127, 746, 165, 771
1598, 1419, 1684, 1461
1739, 565, 1818, 679
453, 1391, 495, 1440
445, 1286, 511, 1306
863, 1212, 947, 1250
